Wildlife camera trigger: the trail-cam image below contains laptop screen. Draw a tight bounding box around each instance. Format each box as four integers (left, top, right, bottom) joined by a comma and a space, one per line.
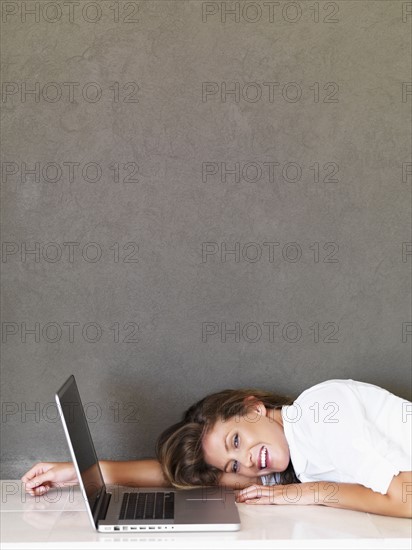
55, 375, 105, 517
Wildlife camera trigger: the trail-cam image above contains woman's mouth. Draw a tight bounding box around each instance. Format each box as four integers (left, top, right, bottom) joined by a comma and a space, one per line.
259, 446, 269, 470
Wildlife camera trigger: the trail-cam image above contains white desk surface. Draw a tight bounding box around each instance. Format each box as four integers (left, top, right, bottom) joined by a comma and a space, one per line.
1, 480, 411, 549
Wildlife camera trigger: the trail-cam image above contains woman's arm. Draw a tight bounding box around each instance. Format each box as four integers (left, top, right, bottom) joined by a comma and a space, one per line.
22, 459, 259, 494
100, 459, 259, 490
99, 459, 168, 487
21, 460, 170, 494
219, 472, 261, 490
307, 471, 412, 518
237, 471, 412, 518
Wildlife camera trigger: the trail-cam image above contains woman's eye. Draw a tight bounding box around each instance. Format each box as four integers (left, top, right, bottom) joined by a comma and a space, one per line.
233, 434, 239, 448
232, 460, 239, 474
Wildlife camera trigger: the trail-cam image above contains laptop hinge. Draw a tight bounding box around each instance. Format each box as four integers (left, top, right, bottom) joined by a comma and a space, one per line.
94, 489, 111, 523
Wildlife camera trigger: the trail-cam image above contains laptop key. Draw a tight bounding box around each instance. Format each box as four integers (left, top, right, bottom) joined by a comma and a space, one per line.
119, 493, 128, 518
135, 493, 146, 519
154, 492, 165, 519
164, 492, 175, 519
145, 493, 155, 519
125, 492, 138, 520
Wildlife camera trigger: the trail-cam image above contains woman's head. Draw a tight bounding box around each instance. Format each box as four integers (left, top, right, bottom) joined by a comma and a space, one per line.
155, 388, 299, 489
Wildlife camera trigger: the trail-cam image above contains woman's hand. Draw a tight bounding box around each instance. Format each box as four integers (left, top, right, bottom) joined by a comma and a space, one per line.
21, 462, 78, 496
236, 483, 310, 505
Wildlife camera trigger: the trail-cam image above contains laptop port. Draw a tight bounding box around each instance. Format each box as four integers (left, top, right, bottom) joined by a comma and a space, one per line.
130, 527, 137, 530
114, 526, 120, 531
149, 527, 155, 530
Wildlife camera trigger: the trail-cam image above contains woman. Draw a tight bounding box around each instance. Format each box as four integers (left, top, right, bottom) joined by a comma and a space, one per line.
21, 379, 411, 518
155, 378, 411, 516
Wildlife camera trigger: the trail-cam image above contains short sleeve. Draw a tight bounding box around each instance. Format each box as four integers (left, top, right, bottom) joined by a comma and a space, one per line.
307, 382, 407, 494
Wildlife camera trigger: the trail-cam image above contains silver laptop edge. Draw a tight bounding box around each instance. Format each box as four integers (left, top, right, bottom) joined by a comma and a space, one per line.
55, 375, 105, 530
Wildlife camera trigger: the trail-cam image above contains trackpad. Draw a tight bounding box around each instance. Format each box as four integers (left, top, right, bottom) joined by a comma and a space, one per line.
177, 492, 239, 524
184, 497, 231, 516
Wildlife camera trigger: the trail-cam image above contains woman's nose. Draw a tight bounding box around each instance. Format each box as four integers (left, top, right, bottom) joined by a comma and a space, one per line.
240, 450, 254, 469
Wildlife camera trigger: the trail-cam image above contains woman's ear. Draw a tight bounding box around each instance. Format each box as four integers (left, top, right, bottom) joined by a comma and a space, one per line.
243, 396, 267, 416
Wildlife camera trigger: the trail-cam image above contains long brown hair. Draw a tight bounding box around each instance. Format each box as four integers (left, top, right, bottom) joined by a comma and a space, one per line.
155, 388, 300, 489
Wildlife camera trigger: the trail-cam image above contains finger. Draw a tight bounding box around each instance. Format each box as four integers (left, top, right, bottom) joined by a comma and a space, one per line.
237, 493, 260, 502
244, 497, 273, 505
32, 486, 49, 495
24, 471, 54, 490
27, 485, 49, 497
21, 466, 40, 483
237, 487, 263, 502
21, 463, 48, 483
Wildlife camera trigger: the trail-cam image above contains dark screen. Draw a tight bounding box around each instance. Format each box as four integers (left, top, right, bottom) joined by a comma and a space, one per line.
56, 375, 105, 516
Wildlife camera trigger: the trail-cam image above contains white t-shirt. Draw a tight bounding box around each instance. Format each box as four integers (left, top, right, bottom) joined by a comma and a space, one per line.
261, 379, 411, 494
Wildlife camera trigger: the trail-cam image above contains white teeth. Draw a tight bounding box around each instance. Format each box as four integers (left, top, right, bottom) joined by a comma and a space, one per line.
260, 447, 267, 469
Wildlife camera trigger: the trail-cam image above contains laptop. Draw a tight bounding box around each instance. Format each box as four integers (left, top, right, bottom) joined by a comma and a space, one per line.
55, 375, 241, 533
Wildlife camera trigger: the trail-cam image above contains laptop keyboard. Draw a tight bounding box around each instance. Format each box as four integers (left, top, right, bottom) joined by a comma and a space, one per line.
119, 492, 175, 520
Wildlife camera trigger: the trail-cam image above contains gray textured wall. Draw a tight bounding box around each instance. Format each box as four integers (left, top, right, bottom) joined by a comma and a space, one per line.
1, 0, 411, 480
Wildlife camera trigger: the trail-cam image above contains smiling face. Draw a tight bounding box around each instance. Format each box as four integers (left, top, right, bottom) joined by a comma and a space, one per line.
202, 400, 290, 478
